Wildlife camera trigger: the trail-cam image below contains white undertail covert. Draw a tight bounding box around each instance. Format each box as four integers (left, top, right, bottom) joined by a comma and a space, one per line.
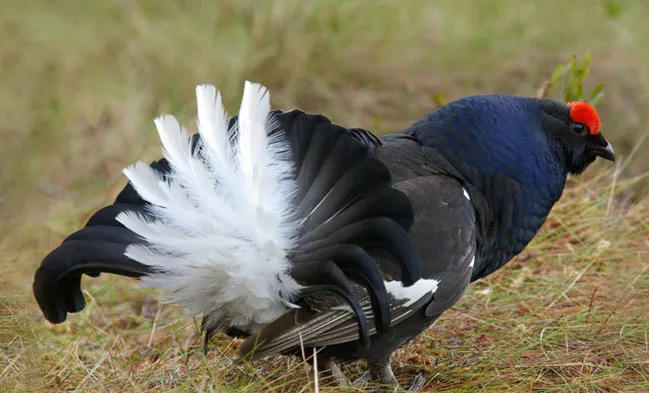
116, 82, 302, 333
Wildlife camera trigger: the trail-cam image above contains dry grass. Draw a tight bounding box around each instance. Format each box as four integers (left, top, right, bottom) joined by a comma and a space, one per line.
2, 1, 649, 392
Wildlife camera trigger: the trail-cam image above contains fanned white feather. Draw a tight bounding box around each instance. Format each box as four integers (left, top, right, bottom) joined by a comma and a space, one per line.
195, 84, 228, 165
117, 81, 301, 333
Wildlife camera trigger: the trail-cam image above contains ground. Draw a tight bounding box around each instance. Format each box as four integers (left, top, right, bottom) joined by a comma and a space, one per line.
1, 1, 648, 392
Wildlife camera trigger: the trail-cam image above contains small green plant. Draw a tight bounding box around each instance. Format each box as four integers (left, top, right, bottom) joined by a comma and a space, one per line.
537, 53, 605, 106
602, 0, 626, 19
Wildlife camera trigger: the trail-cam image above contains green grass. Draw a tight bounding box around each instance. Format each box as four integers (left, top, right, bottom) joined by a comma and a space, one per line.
2, 1, 649, 392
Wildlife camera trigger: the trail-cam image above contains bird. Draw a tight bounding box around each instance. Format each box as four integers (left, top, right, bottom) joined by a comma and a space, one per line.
33, 81, 615, 391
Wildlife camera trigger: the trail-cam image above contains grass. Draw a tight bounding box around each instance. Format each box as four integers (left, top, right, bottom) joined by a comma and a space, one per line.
1, 1, 649, 392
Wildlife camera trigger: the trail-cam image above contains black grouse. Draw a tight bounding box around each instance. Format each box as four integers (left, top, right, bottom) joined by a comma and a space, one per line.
33, 82, 615, 391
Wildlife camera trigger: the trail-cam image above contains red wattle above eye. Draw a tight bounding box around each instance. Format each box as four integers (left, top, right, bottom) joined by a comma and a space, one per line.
567, 102, 600, 135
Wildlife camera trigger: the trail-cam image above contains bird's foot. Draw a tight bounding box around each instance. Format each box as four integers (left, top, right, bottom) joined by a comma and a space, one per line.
352, 371, 371, 386
351, 370, 426, 392
325, 359, 351, 387
408, 372, 426, 392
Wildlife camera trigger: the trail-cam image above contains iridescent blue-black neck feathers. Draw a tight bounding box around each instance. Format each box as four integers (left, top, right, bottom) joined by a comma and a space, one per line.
404, 95, 607, 279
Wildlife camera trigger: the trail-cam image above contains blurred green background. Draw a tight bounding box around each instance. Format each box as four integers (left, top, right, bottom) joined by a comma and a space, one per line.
2, 0, 649, 214
2, 1, 649, 392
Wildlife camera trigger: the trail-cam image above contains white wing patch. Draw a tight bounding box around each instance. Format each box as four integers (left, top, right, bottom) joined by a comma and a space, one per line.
117, 82, 302, 333
463, 188, 471, 201
384, 279, 439, 307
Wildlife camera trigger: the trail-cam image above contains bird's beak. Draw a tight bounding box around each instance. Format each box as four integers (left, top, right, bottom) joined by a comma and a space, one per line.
592, 141, 616, 162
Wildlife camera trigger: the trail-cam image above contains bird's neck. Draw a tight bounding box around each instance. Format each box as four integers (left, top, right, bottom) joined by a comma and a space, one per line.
461, 146, 568, 280
469, 165, 567, 281
405, 111, 568, 280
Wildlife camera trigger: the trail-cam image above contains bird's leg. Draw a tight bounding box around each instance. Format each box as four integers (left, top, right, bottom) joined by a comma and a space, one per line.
358, 356, 427, 392
367, 356, 399, 392
323, 358, 351, 387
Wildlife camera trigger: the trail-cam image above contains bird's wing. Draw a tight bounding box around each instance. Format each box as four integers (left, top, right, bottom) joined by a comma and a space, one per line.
238, 287, 435, 360
239, 171, 477, 359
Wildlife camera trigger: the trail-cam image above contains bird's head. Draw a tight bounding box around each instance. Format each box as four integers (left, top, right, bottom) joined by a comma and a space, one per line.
539, 100, 614, 175
407, 95, 615, 187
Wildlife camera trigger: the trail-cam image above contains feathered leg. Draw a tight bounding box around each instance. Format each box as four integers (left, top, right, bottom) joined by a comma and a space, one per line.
353, 356, 426, 392
324, 358, 351, 388
363, 355, 399, 392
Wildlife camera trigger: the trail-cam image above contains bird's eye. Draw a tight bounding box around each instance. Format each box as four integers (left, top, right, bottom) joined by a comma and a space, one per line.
571, 122, 589, 136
